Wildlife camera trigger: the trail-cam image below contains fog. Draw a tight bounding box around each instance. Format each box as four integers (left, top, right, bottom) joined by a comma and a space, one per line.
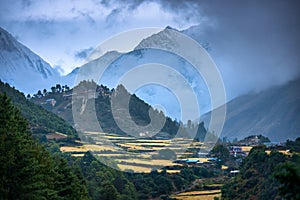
105, 0, 300, 99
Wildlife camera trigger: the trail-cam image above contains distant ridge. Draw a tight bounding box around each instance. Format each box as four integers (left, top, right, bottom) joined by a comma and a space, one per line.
202, 77, 300, 141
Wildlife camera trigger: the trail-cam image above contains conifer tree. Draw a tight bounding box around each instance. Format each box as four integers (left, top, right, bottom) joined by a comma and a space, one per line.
0, 93, 90, 199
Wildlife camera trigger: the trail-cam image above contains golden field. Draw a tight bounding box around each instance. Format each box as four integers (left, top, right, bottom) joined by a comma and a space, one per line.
60, 131, 206, 172
171, 190, 221, 200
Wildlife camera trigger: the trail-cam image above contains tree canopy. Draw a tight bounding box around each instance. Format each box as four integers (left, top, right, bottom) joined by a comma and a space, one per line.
0, 93, 90, 199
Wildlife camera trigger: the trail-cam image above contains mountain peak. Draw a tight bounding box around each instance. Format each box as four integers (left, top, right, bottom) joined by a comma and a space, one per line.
134, 26, 181, 51
165, 26, 178, 31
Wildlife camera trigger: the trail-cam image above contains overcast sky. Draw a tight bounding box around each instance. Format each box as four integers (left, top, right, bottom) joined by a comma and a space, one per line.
0, 0, 199, 74
0, 0, 299, 90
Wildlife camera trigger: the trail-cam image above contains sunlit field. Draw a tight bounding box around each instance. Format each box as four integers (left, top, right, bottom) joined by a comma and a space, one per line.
171, 190, 221, 200
60, 131, 203, 173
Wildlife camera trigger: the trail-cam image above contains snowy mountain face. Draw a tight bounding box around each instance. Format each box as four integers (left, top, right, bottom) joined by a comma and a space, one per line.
62, 51, 122, 87
70, 27, 212, 121
135, 27, 181, 51
0, 27, 60, 94
0, 25, 214, 120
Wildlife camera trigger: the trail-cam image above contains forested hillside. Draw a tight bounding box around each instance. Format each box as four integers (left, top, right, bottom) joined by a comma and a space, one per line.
222, 143, 300, 199
31, 80, 207, 139
0, 80, 77, 138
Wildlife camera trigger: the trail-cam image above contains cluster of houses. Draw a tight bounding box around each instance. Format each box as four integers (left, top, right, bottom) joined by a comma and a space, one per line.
62, 85, 111, 100
63, 89, 99, 100
173, 144, 250, 168
42, 85, 113, 107
174, 157, 220, 168
229, 146, 246, 157
172, 139, 288, 175
263, 142, 285, 147
45, 98, 56, 106
173, 157, 241, 175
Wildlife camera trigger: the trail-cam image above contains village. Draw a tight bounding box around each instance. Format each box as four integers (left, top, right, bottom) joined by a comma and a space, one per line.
54, 131, 289, 175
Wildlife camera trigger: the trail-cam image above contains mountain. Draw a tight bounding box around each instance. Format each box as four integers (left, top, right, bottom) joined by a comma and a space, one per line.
182, 24, 300, 101
66, 27, 211, 119
0, 27, 60, 94
62, 50, 122, 88
202, 77, 300, 141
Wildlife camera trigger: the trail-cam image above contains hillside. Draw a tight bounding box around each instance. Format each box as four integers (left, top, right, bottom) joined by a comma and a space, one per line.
202, 77, 300, 141
222, 143, 300, 199
31, 81, 207, 139
0, 80, 77, 138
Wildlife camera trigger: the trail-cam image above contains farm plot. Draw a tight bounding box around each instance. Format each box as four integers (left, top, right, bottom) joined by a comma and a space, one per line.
171, 190, 221, 200
61, 131, 205, 172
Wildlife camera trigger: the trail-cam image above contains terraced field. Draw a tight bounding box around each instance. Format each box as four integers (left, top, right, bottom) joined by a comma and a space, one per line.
60, 131, 205, 173
171, 190, 221, 200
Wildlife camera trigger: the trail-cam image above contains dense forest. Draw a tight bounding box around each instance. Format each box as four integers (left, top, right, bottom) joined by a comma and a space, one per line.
222, 144, 300, 200
0, 93, 89, 199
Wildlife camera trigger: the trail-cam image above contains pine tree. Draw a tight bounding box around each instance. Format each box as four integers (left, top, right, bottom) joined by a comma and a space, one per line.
0, 93, 90, 199
0, 93, 55, 199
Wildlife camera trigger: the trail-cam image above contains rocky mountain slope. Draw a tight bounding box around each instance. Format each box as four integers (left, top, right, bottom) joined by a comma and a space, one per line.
202, 77, 300, 141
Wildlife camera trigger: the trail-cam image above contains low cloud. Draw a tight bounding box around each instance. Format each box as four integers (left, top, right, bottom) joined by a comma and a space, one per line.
74, 47, 94, 60
53, 65, 64, 75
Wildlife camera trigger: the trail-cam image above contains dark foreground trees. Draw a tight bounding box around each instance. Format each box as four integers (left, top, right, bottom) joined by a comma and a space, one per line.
0, 93, 90, 199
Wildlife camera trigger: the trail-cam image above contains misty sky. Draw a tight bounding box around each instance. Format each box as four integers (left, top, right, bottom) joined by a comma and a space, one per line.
0, 0, 199, 74
0, 0, 300, 99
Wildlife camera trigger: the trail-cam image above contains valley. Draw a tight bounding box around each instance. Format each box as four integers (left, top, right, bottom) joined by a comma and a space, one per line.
1, 5, 300, 198
1, 73, 299, 199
